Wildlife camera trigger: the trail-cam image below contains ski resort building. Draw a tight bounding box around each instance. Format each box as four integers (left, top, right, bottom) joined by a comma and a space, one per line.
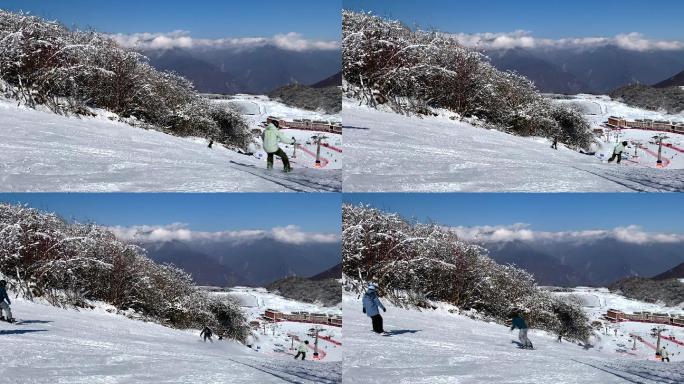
262, 309, 342, 327
606, 116, 684, 134
604, 309, 684, 326
266, 116, 342, 134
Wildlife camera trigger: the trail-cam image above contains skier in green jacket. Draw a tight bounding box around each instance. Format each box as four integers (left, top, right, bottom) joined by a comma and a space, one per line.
262, 120, 295, 172
608, 141, 628, 164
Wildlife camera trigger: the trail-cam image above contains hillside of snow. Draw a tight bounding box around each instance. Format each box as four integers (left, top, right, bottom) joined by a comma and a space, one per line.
0, 294, 341, 383
0, 96, 341, 192
216, 287, 343, 362
342, 293, 683, 384
342, 97, 684, 192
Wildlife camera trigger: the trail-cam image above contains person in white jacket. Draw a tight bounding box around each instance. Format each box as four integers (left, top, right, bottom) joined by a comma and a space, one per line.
262, 120, 295, 172
608, 141, 628, 164
660, 346, 670, 362
294, 340, 309, 360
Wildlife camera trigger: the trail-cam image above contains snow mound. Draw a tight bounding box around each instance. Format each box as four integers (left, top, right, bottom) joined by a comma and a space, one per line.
0, 295, 341, 383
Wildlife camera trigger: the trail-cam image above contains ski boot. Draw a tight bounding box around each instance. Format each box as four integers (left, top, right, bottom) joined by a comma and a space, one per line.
284, 166, 293, 173
267, 163, 274, 171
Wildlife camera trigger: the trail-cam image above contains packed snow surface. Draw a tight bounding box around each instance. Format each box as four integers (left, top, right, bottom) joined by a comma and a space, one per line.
0, 294, 341, 383
0, 97, 340, 192
342, 293, 683, 384
342, 97, 684, 192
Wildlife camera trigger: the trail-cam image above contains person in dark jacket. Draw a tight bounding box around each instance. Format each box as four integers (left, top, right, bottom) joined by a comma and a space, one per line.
511, 311, 533, 349
208, 138, 214, 149
551, 138, 558, 150
0, 280, 14, 322
200, 326, 214, 342
362, 284, 386, 333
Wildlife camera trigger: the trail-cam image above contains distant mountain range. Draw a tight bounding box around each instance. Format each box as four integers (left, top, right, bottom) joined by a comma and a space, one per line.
609, 84, 684, 113
485, 46, 684, 94
654, 70, 684, 88
654, 261, 684, 280
312, 71, 342, 88
310, 263, 342, 280
141, 238, 340, 287
143, 46, 341, 95
484, 238, 684, 287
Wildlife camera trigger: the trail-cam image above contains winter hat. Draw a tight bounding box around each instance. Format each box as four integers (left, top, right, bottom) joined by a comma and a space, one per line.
272, 120, 280, 128
622, 141, 628, 146
367, 283, 378, 291
0, 280, 5, 287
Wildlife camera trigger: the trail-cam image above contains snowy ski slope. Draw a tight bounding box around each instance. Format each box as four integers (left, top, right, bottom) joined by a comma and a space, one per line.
342, 293, 684, 384
342, 98, 684, 192
0, 295, 341, 383
0, 97, 341, 192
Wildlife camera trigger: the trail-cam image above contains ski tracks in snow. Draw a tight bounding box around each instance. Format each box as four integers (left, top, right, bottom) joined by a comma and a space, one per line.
573, 359, 684, 384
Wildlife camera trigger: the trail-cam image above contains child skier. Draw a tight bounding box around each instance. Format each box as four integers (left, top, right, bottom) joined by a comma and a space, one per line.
511, 311, 533, 349
294, 340, 309, 360
200, 326, 214, 343
607, 141, 628, 164
262, 120, 295, 172
362, 283, 387, 334
0, 280, 14, 323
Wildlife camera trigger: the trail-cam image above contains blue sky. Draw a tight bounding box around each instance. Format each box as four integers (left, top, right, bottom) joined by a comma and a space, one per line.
344, 0, 684, 40
0, 193, 341, 233
343, 193, 684, 233
1, 0, 341, 39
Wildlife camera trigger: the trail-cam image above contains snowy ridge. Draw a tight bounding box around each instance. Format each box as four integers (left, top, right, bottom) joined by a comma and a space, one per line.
0, 295, 341, 383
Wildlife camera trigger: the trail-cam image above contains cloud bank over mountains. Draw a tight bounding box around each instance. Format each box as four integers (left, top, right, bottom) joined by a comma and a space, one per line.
110, 30, 340, 51
448, 30, 684, 51
449, 224, 684, 245
109, 223, 340, 244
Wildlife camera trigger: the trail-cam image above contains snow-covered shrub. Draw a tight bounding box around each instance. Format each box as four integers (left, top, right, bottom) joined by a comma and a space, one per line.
342, 204, 592, 341
0, 10, 250, 149
0, 203, 249, 341
342, 11, 593, 148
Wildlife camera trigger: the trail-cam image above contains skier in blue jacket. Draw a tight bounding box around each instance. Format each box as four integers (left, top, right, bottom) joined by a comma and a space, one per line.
511, 311, 533, 349
362, 283, 386, 333
0, 280, 14, 323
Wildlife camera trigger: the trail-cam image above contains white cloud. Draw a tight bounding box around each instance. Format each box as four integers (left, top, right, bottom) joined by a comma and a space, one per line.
109, 223, 339, 245
109, 30, 340, 51
449, 223, 684, 245
447, 30, 684, 52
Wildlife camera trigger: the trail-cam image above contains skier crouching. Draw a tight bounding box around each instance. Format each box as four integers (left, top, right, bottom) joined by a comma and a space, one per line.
511, 311, 533, 349
262, 120, 295, 172
607, 141, 628, 164
294, 340, 309, 360
362, 284, 387, 334
200, 326, 214, 343
0, 280, 14, 323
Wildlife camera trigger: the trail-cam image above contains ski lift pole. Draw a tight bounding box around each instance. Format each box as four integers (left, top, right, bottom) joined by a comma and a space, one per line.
313, 327, 320, 358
